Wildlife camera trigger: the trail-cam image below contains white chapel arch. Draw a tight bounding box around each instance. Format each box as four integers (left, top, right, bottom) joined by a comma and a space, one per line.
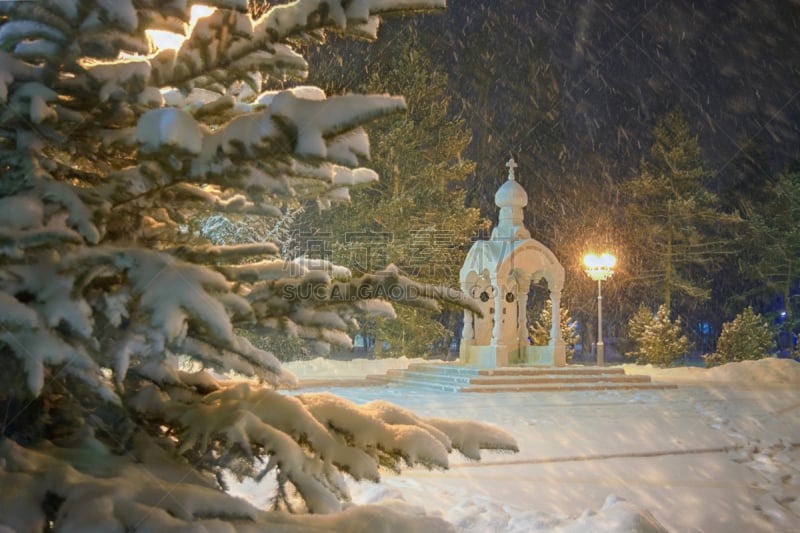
459, 159, 566, 367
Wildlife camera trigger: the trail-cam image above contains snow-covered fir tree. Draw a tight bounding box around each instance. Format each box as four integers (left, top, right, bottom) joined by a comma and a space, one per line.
0, 1, 517, 530
528, 299, 578, 362
626, 304, 690, 366
705, 307, 774, 368
625, 303, 655, 361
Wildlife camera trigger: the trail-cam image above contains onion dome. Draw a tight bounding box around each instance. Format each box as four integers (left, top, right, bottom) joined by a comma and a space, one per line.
494, 158, 528, 208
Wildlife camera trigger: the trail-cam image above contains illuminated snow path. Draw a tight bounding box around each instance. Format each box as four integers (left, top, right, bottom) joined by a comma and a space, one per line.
233, 358, 800, 532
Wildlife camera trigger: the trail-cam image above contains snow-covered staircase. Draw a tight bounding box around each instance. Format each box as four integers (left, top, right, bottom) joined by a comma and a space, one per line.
372, 363, 676, 393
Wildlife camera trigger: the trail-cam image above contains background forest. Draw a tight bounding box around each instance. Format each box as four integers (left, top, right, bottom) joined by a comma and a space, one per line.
292, 0, 800, 360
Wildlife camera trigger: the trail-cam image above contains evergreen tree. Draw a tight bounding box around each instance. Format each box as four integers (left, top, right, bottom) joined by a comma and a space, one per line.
528, 299, 579, 362
302, 27, 486, 356
707, 139, 775, 339
705, 307, 774, 368
625, 303, 655, 362
627, 304, 690, 366
716, 139, 775, 215
623, 108, 738, 313
0, 2, 516, 530
740, 169, 800, 354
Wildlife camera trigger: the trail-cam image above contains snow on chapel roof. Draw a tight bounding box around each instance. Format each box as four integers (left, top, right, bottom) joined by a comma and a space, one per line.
494, 157, 528, 209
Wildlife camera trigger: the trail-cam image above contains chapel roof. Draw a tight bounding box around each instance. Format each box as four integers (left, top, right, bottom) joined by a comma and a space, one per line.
494, 158, 528, 209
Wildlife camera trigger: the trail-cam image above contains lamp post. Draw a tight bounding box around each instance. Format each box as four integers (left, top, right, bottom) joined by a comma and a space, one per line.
583, 252, 616, 367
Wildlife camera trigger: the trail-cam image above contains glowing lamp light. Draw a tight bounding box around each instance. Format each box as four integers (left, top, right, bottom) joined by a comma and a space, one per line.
147, 5, 216, 51
583, 251, 616, 366
583, 252, 616, 281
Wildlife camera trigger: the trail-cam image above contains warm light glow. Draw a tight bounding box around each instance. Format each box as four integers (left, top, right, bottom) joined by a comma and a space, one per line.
583, 252, 616, 281
147, 30, 185, 51
147, 5, 216, 51
189, 5, 217, 25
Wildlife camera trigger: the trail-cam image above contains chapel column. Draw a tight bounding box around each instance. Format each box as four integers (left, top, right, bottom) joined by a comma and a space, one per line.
550, 290, 566, 366
491, 284, 502, 344
461, 310, 474, 344
517, 286, 529, 359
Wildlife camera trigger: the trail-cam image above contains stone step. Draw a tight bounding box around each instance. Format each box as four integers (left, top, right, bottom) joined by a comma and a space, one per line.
378, 364, 676, 393
389, 369, 651, 387
460, 381, 677, 393
382, 374, 674, 393
467, 374, 652, 386
405, 363, 628, 377
476, 366, 628, 377
386, 369, 474, 385
404, 363, 483, 376
383, 374, 464, 393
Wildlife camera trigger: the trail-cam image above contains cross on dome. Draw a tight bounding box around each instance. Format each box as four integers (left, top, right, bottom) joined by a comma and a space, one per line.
506, 157, 518, 181
495, 158, 528, 210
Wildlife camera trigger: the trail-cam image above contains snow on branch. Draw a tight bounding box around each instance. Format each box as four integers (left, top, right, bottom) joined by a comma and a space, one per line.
130, 380, 496, 515
218, 259, 309, 283
0, 291, 114, 400
136, 107, 203, 155
0, 434, 259, 530
32, 171, 102, 245
362, 400, 519, 461
300, 392, 450, 470
161, 0, 428, 89
165, 242, 281, 263
255, 0, 446, 43
269, 91, 405, 159
188, 91, 404, 174
0, 431, 458, 531
368, 0, 448, 15
145, 0, 448, 91
345, 265, 482, 314
424, 418, 520, 460
0, 227, 83, 257
115, 249, 240, 346
169, 183, 284, 217
178, 333, 256, 374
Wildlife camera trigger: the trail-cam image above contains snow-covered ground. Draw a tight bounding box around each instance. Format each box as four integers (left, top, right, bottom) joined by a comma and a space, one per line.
235, 357, 800, 532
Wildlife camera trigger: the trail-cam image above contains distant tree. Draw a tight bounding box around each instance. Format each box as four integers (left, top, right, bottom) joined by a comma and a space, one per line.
528, 300, 579, 362
707, 139, 776, 335
704, 307, 774, 368
740, 169, 800, 352
627, 305, 690, 366
625, 304, 656, 362
623, 108, 738, 313
716, 138, 775, 214
302, 28, 486, 356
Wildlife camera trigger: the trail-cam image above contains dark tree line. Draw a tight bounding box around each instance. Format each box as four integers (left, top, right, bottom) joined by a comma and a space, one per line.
299, 0, 800, 357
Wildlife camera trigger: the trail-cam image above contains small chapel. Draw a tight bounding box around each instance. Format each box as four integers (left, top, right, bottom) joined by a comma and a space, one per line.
459, 159, 566, 367
381, 159, 669, 391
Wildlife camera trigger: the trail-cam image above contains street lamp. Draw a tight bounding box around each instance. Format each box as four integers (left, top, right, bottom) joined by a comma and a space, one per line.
583, 252, 616, 366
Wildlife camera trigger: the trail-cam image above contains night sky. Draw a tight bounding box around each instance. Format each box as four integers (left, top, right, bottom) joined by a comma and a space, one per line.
411, 0, 800, 189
